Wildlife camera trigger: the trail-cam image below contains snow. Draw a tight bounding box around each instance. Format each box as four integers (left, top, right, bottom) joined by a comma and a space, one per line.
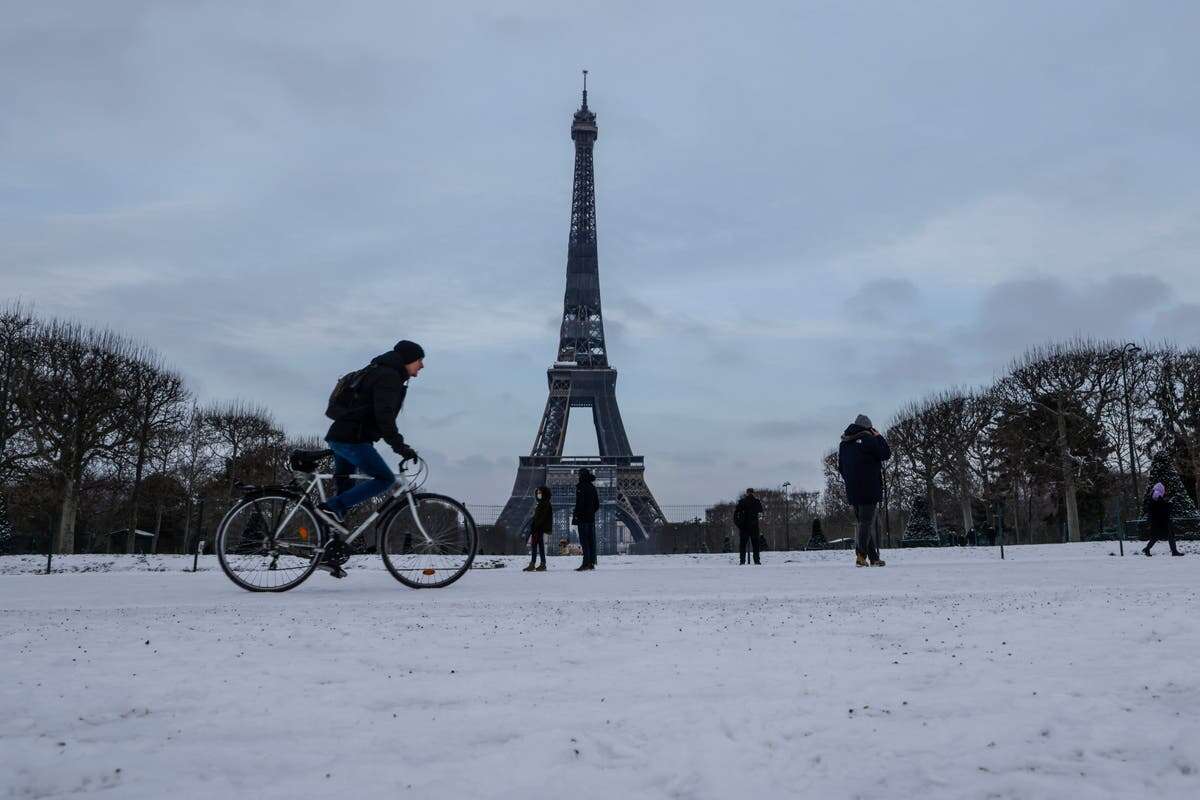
3, 544, 1199, 799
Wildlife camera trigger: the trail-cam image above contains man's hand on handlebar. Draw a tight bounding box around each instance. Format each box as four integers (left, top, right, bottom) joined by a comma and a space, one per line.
393, 443, 419, 464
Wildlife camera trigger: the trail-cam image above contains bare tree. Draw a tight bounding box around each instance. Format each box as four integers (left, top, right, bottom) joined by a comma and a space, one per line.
202, 400, 284, 498
1151, 347, 1200, 501
0, 304, 37, 483
120, 351, 189, 552
21, 321, 137, 553
926, 389, 996, 535
175, 401, 217, 554
886, 399, 945, 535
996, 340, 1120, 542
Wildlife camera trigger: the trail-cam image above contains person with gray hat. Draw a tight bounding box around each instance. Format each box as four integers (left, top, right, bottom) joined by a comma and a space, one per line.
837, 414, 892, 567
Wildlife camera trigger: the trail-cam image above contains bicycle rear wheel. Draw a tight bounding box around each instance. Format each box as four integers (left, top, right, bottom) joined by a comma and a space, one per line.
216, 493, 324, 592
379, 493, 477, 588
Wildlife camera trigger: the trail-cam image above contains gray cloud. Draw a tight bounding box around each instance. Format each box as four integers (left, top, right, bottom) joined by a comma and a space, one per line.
3, 1, 1200, 504
744, 420, 827, 439
969, 274, 1173, 356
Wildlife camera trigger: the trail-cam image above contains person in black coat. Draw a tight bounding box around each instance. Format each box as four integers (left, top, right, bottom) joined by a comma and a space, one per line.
837, 414, 892, 567
734, 488, 764, 565
1143, 482, 1183, 557
316, 340, 424, 578
572, 468, 600, 570
524, 486, 552, 571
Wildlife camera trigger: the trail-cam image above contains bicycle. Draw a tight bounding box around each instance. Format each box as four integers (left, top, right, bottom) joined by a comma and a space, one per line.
215, 449, 477, 592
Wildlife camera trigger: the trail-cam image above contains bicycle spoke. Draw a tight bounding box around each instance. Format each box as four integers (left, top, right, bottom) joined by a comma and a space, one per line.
218, 495, 322, 592
381, 494, 476, 587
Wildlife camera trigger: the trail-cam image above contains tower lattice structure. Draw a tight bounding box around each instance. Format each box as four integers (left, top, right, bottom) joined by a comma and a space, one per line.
498, 75, 665, 550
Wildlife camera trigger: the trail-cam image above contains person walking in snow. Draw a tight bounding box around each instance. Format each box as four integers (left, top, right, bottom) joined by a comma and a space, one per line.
572, 468, 600, 570
1142, 482, 1183, 557
524, 486, 552, 572
734, 488, 764, 565
837, 414, 892, 567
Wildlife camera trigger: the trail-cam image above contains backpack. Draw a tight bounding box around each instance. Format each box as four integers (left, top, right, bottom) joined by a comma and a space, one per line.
324, 366, 375, 421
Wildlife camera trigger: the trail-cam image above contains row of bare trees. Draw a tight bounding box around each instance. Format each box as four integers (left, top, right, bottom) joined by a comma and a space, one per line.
821, 339, 1200, 544
0, 305, 316, 554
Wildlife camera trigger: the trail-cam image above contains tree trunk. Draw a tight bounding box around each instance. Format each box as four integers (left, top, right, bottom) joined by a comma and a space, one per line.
927, 481, 938, 536
151, 502, 165, 554
1055, 406, 1082, 542
1189, 441, 1200, 505
126, 412, 151, 553
181, 497, 193, 555
1011, 480, 1021, 544
957, 459, 974, 534
55, 475, 78, 554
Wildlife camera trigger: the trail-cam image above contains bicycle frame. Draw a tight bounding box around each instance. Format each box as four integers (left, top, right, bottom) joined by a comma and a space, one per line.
270, 469, 434, 549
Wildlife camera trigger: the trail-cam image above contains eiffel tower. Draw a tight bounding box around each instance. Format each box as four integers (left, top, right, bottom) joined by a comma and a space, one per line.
498, 73, 665, 550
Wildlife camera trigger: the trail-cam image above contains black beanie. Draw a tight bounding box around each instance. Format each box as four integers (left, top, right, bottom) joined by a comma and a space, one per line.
393, 340, 425, 364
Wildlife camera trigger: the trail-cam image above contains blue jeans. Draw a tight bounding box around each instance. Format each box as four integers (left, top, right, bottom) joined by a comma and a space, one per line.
324, 440, 396, 514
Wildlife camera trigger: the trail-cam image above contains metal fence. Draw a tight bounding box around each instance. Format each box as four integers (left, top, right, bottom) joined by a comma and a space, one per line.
466, 500, 831, 556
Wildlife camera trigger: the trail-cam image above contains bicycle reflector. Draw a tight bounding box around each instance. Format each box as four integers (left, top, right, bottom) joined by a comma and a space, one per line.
422, 568, 436, 575
299, 527, 309, 541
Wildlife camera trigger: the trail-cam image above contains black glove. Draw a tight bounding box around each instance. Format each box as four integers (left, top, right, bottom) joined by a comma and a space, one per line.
394, 443, 418, 463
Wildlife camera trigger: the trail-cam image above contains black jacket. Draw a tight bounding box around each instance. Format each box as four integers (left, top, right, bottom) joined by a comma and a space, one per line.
734, 495, 764, 532
1144, 494, 1171, 536
531, 497, 554, 536
325, 350, 410, 449
572, 471, 600, 524
837, 424, 892, 506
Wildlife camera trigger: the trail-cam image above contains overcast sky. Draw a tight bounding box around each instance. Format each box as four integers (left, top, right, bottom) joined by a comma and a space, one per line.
3, 1, 1199, 505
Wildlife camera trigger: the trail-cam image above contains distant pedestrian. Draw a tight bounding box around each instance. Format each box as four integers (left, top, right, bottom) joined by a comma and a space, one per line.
524, 486, 552, 572
1142, 482, 1183, 557
808, 517, 826, 550
734, 488, 764, 565
837, 414, 892, 567
572, 468, 600, 570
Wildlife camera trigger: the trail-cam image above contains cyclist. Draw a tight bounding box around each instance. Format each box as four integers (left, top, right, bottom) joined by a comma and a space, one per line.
315, 340, 424, 576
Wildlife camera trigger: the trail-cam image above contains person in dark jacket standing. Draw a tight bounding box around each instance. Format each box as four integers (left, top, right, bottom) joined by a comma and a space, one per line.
734, 488, 764, 565
572, 468, 600, 571
524, 486, 552, 572
837, 414, 892, 568
1142, 482, 1183, 557
315, 340, 424, 576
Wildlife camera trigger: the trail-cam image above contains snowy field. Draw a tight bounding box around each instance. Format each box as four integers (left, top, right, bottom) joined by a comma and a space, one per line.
3, 543, 1199, 799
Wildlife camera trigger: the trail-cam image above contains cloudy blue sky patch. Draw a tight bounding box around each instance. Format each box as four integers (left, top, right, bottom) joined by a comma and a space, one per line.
3, 0, 1198, 503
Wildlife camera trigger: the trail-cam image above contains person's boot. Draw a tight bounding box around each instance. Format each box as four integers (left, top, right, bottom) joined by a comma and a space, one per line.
1171, 550, 1185, 557
1142, 546, 1153, 557
855, 552, 868, 568
575, 563, 589, 571
523, 563, 536, 572
535, 563, 547, 571
316, 536, 348, 579
870, 557, 887, 567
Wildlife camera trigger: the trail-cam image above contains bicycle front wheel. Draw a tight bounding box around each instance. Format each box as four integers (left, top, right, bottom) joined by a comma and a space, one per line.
379, 493, 477, 588
216, 493, 324, 592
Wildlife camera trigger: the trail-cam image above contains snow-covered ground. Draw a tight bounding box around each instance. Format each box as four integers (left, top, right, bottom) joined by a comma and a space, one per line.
3, 543, 1199, 799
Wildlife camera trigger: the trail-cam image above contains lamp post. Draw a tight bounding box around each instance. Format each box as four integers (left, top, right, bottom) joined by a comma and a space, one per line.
1110, 342, 1143, 508
781, 481, 791, 552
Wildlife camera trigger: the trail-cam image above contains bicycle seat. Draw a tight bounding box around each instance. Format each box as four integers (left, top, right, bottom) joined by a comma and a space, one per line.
288, 449, 334, 473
